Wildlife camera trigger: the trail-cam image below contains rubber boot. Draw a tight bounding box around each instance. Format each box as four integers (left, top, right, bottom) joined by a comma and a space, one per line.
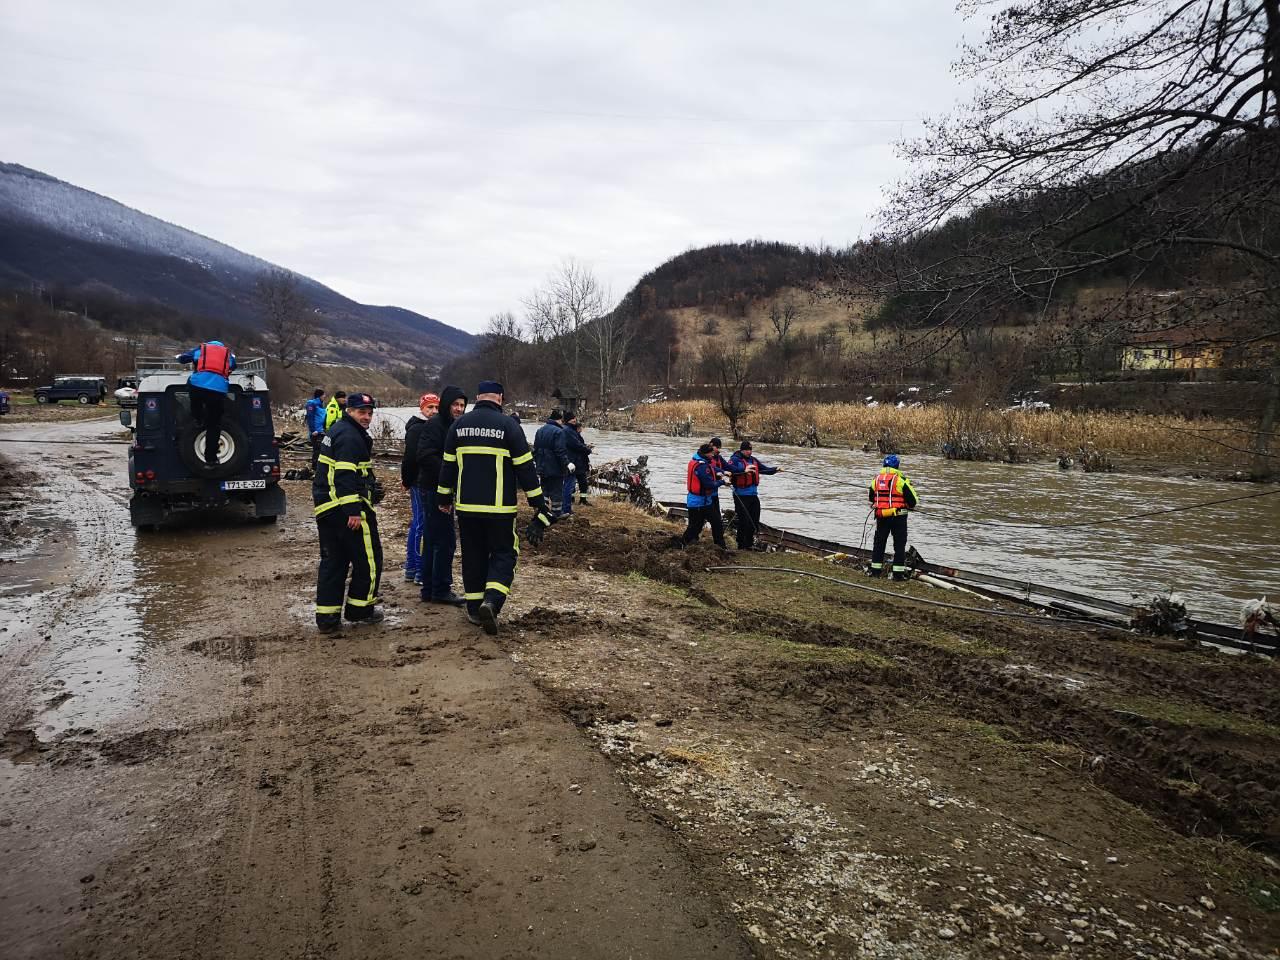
316, 614, 342, 633
478, 601, 499, 636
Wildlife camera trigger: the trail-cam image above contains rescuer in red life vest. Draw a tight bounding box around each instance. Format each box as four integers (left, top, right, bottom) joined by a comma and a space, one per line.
727, 440, 781, 551
177, 340, 237, 467
867, 454, 920, 581
682, 442, 728, 548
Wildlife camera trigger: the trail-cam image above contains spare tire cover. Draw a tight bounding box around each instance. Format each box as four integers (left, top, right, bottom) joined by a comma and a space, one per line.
178, 420, 252, 479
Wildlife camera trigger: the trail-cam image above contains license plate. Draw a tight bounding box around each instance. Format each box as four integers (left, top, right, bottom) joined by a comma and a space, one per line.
222, 480, 267, 490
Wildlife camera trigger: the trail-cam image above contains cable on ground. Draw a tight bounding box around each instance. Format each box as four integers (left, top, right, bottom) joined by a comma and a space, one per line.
705, 564, 1128, 632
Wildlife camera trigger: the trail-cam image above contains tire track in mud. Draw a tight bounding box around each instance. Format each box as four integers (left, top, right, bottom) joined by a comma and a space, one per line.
732, 613, 1280, 852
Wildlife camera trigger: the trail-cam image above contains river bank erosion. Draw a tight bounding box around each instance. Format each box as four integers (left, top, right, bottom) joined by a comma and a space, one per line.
2, 416, 1279, 959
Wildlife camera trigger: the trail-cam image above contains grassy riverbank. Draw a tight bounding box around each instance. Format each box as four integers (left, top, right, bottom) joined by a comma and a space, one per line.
631, 399, 1261, 473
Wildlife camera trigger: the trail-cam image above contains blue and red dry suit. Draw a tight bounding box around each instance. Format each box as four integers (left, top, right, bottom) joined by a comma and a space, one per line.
727, 450, 779, 550
682, 452, 726, 547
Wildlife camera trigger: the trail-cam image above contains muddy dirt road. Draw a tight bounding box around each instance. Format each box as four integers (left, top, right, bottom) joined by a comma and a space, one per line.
2, 415, 1279, 959
0, 418, 745, 959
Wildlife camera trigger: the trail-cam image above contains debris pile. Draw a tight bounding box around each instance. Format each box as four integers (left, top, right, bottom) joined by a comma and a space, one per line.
591, 455, 656, 510
1133, 592, 1189, 636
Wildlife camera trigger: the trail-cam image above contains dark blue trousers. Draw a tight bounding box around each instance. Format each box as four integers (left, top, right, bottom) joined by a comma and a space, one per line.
418, 490, 458, 600
405, 487, 425, 579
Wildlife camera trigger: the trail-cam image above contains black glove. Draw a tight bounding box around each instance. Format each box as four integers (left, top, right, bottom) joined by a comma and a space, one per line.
525, 510, 554, 547
370, 478, 386, 504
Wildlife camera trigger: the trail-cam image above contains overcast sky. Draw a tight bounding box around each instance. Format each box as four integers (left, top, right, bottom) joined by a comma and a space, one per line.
0, 1, 972, 333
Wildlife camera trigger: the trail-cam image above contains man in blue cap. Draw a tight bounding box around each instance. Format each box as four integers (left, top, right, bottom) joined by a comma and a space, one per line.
313, 392, 384, 631
867, 454, 919, 581
436, 380, 551, 635
177, 340, 236, 465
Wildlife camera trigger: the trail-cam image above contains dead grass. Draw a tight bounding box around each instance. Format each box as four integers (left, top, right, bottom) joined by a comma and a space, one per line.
634, 399, 1255, 465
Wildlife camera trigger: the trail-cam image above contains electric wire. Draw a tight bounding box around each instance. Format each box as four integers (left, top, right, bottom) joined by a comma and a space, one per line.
756, 465, 1280, 527
705, 565, 1128, 632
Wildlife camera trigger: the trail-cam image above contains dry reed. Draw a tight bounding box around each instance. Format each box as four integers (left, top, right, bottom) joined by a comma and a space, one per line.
632, 400, 1256, 466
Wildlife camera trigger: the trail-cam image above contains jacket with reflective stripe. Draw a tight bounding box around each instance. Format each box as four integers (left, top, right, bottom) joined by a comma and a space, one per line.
324, 397, 343, 430
868, 467, 919, 518
313, 415, 376, 517
437, 400, 545, 514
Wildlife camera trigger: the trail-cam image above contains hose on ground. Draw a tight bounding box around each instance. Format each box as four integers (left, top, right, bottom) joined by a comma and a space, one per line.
705, 564, 1128, 633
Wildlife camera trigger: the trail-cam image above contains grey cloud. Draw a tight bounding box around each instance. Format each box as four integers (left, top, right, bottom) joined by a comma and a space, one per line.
0, 0, 968, 331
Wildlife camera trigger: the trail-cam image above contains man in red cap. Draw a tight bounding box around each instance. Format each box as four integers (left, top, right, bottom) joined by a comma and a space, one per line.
400, 392, 440, 583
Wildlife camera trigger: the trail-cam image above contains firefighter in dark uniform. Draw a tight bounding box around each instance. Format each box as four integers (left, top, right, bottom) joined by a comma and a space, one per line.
435, 380, 550, 636
313, 392, 384, 631
868, 454, 920, 581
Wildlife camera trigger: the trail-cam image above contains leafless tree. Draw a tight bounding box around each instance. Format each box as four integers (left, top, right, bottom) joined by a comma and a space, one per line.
870, 0, 1280, 476
768, 300, 799, 348
739, 311, 757, 343
705, 345, 757, 440
522, 259, 608, 392
255, 269, 313, 369
583, 302, 637, 410
483, 311, 523, 389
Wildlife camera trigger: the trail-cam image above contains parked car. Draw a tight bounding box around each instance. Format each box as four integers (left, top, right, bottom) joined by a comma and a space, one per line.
34, 376, 107, 405
119, 357, 285, 529
114, 376, 139, 407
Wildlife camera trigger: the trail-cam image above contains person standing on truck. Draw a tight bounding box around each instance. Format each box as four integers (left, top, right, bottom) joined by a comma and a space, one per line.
400, 392, 439, 584
415, 386, 468, 605
436, 381, 550, 635
176, 340, 237, 466
727, 440, 781, 551
313, 392, 384, 632
867, 454, 920, 581
324, 391, 347, 431
305, 388, 327, 469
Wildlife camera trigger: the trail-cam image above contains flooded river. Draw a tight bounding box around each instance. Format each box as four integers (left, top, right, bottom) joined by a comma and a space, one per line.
377, 409, 1279, 624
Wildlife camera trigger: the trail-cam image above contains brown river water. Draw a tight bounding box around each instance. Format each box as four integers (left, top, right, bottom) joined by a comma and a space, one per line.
375, 409, 1279, 626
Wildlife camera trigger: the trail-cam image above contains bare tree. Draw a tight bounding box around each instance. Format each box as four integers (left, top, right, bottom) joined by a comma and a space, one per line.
522, 259, 608, 392
255, 269, 313, 369
705, 345, 756, 440
739, 311, 757, 343
583, 302, 637, 410
483, 311, 523, 389
867, 0, 1280, 472
768, 300, 799, 348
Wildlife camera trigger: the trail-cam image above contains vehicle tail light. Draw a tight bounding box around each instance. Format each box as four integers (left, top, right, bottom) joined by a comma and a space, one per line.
270, 466, 281, 477
135, 471, 145, 482
145, 470, 156, 480
272, 438, 280, 447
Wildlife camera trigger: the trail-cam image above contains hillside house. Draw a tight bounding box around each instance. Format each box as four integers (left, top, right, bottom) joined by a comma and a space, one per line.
1120, 325, 1278, 379
1121, 327, 1228, 378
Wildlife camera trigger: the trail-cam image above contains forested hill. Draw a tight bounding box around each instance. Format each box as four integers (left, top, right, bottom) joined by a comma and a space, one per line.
0, 162, 474, 366
619, 241, 849, 314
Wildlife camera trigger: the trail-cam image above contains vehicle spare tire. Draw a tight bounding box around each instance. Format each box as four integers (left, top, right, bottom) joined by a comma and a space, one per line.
178, 420, 252, 479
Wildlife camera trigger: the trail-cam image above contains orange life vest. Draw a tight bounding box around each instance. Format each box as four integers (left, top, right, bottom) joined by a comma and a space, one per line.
197, 342, 231, 377
873, 469, 907, 518
687, 457, 711, 496
732, 458, 760, 489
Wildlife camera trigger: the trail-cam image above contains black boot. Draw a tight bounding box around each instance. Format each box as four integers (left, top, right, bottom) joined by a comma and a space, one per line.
316, 614, 342, 633
428, 592, 467, 607
891, 571, 909, 582
478, 601, 499, 636
345, 606, 385, 624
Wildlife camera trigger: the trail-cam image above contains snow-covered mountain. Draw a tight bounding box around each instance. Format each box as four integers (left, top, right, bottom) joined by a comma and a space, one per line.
0, 162, 474, 365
